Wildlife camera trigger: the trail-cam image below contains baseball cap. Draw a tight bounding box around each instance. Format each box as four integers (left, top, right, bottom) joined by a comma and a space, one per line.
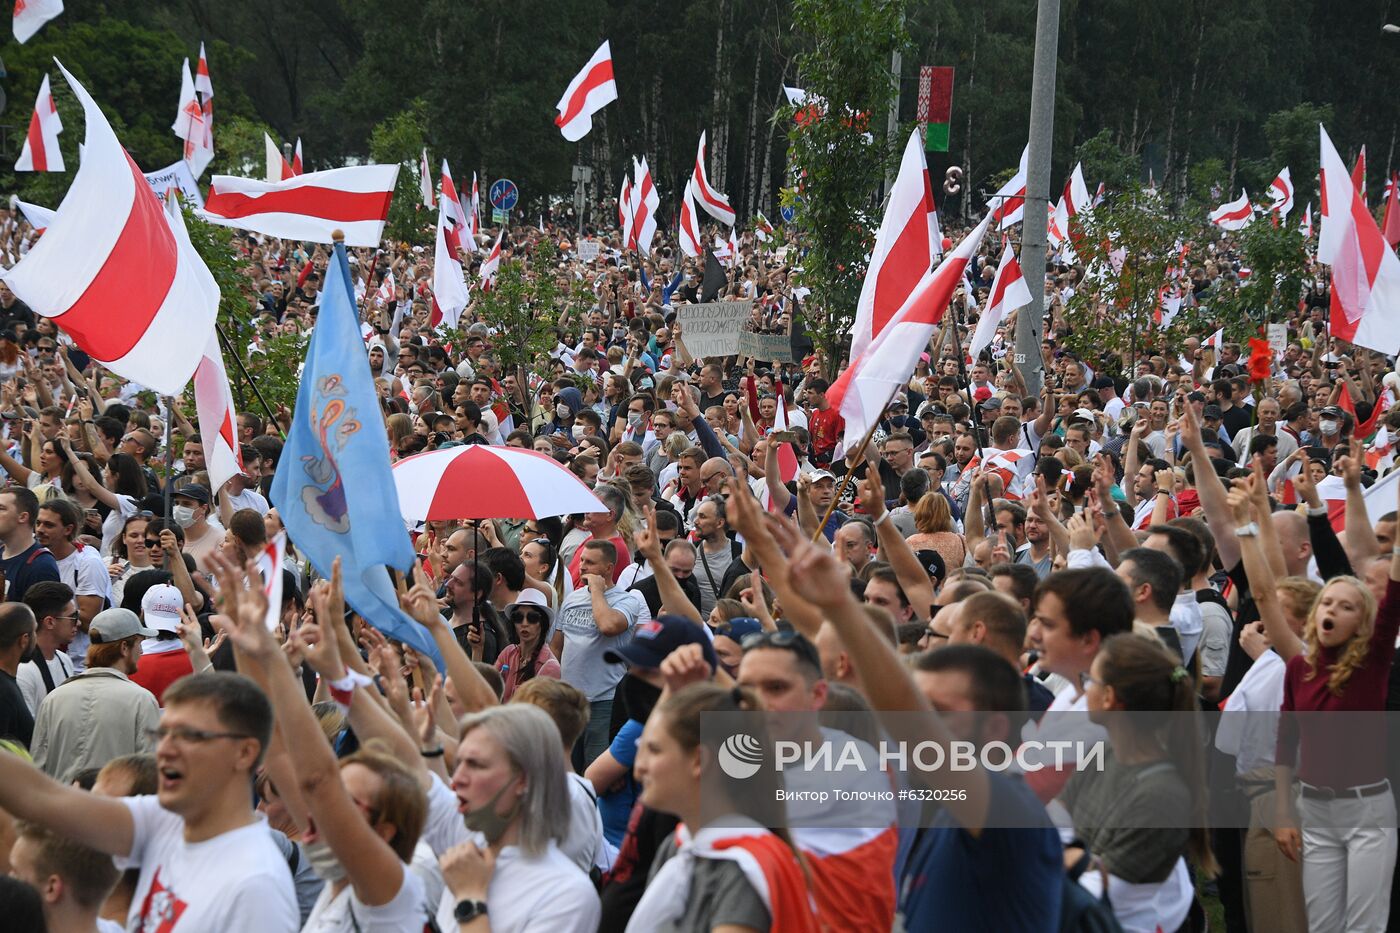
89, 608, 157, 643
173, 483, 210, 504
980, 397, 1002, 412
914, 549, 947, 583
1202, 404, 1223, 420
140, 584, 184, 633
808, 469, 837, 483
604, 615, 718, 671
1090, 374, 1115, 390
722, 617, 765, 641
1319, 405, 1345, 420
1070, 408, 1097, 424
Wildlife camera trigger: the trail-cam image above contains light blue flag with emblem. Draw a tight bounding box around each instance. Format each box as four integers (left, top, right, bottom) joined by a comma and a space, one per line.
271, 241, 443, 670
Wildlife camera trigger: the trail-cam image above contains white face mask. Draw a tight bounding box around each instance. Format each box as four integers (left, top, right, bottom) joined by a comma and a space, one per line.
555, 402, 571, 419
1319, 419, 1340, 436
302, 838, 347, 884
571, 425, 584, 441
172, 505, 198, 528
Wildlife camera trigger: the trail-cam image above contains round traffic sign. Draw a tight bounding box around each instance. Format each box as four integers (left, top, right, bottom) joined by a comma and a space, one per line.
489, 179, 519, 211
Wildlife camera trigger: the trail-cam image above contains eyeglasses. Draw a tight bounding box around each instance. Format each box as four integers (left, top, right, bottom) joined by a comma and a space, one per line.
144, 726, 253, 746
923, 627, 948, 643
1077, 671, 1099, 690
50, 614, 80, 623
740, 629, 820, 668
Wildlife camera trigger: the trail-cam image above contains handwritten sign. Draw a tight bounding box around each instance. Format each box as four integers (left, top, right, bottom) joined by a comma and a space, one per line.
737, 329, 794, 363
143, 160, 205, 208
677, 301, 751, 358
577, 239, 600, 262
1267, 321, 1288, 355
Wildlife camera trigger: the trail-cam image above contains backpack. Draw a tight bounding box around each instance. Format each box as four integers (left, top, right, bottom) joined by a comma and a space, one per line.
1059, 849, 1125, 933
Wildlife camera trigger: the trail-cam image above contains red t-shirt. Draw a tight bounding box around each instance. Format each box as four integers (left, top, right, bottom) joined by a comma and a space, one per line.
808, 407, 844, 458
568, 533, 631, 590
131, 647, 195, 705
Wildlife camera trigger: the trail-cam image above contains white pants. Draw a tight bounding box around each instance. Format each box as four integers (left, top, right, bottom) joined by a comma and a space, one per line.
1298, 790, 1398, 933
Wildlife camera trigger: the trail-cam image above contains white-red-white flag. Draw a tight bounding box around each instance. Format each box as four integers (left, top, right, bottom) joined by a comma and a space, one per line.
850, 129, 938, 365
264, 132, 294, 182
1210, 191, 1253, 231
968, 243, 1031, 360
690, 131, 735, 226
991, 145, 1029, 229
677, 183, 703, 258
374, 269, 396, 305
468, 173, 480, 243
479, 229, 503, 286
193, 332, 243, 495
828, 213, 994, 449
195, 42, 214, 98
291, 138, 303, 176
1300, 202, 1313, 239
554, 40, 617, 142
255, 532, 287, 631
419, 148, 433, 209
3, 62, 218, 396
1267, 167, 1294, 219
1384, 173, 1400, 249
13, 0, 62, 43
629, 157, 659, 255
172, 59, 213, 178
618, 175, 634, 247
754, 211, 775, 243
202, 164, 400, 247
431, 189, 470, 330
1320, 124, 1400, 354
440, 160, 468, 235
15, 74, 63, 172
1353, 146, 1368, 207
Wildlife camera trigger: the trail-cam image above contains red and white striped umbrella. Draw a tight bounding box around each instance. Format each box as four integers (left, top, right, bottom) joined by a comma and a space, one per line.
392, 445, 608, 521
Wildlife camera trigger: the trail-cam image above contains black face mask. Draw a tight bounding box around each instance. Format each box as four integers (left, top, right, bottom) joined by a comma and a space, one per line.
618, 673, 662, 723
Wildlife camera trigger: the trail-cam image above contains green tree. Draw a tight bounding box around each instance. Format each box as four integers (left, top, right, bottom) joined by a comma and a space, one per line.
783, 0, 907, 376
473, 239, 587, 393
369, 101, 433, 246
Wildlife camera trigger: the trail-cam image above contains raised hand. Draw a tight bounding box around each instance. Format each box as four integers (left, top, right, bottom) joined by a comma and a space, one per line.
1227, 479, 1255, 525
784, 526, 854, 610
207, 552, 276, 660
1067, 510, 1101, 551
858, 466, 886, 519
291, 619, 345, 679
659, 643, 713, 694
402, 563, 446, 631
634, 504, 663, 563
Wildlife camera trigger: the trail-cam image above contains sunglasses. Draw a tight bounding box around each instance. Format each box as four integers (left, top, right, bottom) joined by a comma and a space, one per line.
510, 611, 548, 626
144, 538, 163, 548
740, 629, 820, 668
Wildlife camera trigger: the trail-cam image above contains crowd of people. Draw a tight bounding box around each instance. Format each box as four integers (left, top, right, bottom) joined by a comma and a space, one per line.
0, 184, 1392, 933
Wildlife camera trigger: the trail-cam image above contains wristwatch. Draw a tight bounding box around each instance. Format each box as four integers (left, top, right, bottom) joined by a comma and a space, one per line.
454, 899, 489, 922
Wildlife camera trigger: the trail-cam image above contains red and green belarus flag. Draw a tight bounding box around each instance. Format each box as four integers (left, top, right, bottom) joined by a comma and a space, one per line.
918, 66, 954, 152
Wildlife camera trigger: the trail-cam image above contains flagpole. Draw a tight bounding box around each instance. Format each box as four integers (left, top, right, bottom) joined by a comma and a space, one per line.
946, 298, 986, 463
216, 324, 288, 441
811, 383, 901, 543
162, 398, 175, 525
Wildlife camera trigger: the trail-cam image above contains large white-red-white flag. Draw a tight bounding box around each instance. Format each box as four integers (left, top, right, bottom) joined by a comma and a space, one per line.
850, 129, 938, 365
172, 59, 213, 178
1209, 191, 1253, 231
440, 160, 468, 236
677, 183, 703, 258
3, 63, 218, 396
991, 145, 1029, 229
968, 243, 1031, 360
828, 213, 994, 449
1383, 172, 1400, 249
618, 175, 634, 248
690, 131, 735, 226
264, 133, 294, 182
15, 74, 63, 172
13, 0, 62, 43
554, 40, 617, 142
12, 196, 55, 231
202, 164, 399, 247
629, 157, 659, 254
1320, 124, 1400, 354
431, 185, 470, 331
1267, 167, 1294, 219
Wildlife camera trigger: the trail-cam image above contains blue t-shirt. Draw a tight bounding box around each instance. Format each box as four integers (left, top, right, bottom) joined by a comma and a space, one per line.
899, 774, 1062, 932
597, 718, 643, 846
1, 541, 59, 604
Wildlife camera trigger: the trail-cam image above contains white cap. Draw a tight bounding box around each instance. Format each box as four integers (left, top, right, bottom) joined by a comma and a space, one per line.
140, 584, 184, 633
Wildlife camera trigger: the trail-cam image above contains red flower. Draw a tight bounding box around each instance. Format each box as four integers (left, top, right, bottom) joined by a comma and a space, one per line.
1247, 337, 1272, 383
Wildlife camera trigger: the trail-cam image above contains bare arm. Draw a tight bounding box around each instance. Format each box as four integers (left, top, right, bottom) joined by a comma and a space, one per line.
763, 440, 794, 513
58, 436, 119, 509
0, 748, 134, 856
587, 575, 630, 636
857, 468, 934, 619
1226, 480, 1304, 662
1179, 403, 1241, 569
403, 564, 500, 713
635, 505, 702, 624
1338, 439, 1381, 568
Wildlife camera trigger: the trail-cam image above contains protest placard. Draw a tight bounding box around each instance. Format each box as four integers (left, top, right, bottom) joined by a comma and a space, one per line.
737, 328, 795, 363
578, 239, 600, 262
144, 160, 205, 208
677, 301, 750, 358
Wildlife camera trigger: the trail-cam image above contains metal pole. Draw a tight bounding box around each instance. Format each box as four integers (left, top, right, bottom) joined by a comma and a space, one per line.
1015, 0, 1060, 399
216, 325, 288, 440
161, 397, 174, 524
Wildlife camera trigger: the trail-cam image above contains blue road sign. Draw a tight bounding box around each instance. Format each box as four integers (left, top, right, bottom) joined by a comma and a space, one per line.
780, 204, 796, 224
489, 179, 519, 211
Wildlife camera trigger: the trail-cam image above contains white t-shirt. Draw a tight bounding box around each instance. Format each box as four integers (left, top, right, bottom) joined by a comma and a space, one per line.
420, 771, 470, 857
100, 494, 139, 557
303, 866, 428, 933
117, 795, 299, 933
434, 836, 600, 933
564, 771, 614, 874
226, 485, 270, 516
57, 543, 114, 672
17, 650, 73, 713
